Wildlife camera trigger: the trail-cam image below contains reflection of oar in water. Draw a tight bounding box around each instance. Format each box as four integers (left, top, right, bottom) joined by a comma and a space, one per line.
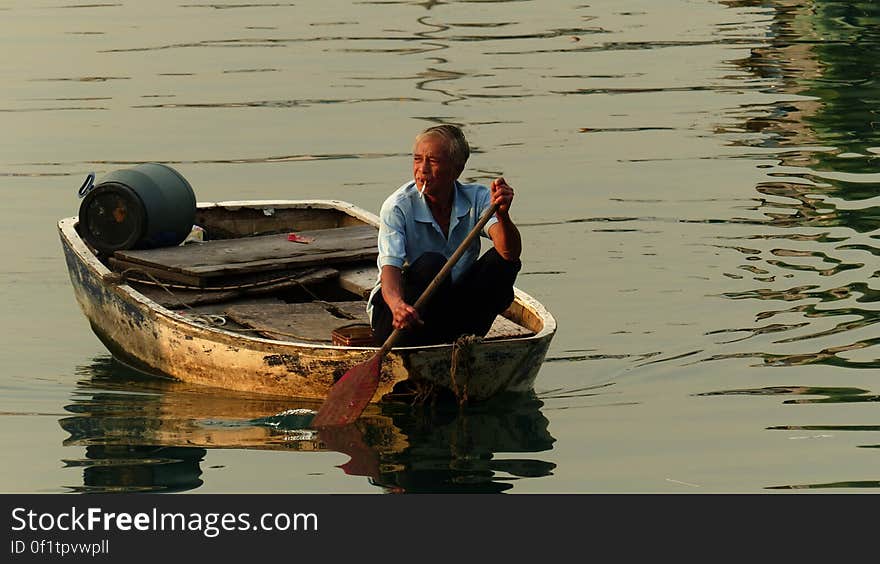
316, 424, 381, 481
311, 202, 500, 428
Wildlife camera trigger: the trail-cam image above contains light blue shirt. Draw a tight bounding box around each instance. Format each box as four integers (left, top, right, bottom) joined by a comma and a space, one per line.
367, 180, 498, 318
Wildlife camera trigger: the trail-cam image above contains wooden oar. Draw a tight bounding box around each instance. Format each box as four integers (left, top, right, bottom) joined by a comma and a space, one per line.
311, 202, 499, 427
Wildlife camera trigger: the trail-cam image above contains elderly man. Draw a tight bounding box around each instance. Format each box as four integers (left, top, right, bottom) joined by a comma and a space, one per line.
367, 124, 521, 346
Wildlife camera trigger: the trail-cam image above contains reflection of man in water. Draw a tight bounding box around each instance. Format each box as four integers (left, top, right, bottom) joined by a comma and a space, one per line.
367, 124, 522, 346
320, 399, 557, 494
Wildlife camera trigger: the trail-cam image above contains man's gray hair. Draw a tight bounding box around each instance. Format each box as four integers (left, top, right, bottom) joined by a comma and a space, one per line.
415, 124, 470, 171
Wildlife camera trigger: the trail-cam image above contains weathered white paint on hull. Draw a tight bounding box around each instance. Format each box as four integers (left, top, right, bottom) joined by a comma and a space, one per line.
58, 200, 556, 403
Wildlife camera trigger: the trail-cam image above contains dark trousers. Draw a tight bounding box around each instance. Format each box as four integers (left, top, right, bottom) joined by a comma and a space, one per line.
369, 248, 521, 346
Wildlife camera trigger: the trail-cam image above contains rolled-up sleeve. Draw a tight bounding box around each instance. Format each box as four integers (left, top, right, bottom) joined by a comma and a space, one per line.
377, 200, 407, 269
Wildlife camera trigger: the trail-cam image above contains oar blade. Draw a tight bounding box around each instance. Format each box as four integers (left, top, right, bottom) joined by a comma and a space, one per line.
311, 353, 382, 427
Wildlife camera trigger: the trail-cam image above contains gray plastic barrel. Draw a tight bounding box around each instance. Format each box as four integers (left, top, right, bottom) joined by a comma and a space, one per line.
78, 163, 196, 255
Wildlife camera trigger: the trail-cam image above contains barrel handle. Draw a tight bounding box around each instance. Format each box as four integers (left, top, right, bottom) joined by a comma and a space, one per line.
77, 172, 96, 199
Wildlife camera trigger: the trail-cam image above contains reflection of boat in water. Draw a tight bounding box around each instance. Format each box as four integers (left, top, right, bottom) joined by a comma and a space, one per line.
63, 446, 207, 493
59, 356, 556, 493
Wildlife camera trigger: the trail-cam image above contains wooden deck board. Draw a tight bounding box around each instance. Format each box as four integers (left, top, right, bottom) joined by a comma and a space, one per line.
176, 297, 288, 333
224, 301, 368, 343
485, 315, 535, 340
113, 225, 378, 285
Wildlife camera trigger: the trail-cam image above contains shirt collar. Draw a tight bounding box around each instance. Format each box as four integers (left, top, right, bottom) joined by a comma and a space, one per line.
451, 181, 471, 219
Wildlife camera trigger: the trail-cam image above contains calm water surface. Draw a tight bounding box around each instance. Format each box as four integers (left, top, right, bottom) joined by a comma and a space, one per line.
1, 0, 878, 493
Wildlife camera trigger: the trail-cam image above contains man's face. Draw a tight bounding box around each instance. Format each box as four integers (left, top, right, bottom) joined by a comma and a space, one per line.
412, 135, 460, 197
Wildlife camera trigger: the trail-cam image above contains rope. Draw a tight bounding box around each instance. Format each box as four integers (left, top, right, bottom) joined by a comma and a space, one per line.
450, 334, 482, 406
411, 380, 437, 406
121, 267, 321, 292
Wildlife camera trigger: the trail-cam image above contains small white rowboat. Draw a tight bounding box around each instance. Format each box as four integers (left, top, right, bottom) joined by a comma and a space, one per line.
58, 199, 556, 403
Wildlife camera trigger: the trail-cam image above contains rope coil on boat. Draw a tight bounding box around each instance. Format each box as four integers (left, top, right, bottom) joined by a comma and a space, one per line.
190, 314, 227, 327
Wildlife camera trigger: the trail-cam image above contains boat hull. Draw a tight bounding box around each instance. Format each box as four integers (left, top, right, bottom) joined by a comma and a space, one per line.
58, 200, 556, 403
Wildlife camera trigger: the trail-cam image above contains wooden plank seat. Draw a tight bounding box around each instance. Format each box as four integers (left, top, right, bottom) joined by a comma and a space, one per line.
337, 263, 378, 299
111, 224, 379, 287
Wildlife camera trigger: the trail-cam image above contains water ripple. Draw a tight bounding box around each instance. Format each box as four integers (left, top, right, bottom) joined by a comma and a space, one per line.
698, 336, 880, 369
696, 385, 877, 404
132, 96, 421, 109
767, 480, 880, 490
54, 3, 121, 8
180, 2, 296, 8
19, 151, 405, 170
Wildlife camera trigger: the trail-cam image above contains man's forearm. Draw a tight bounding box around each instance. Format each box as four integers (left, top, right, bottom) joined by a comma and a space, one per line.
491, 213, 522, 261
380, 265, 406, 306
